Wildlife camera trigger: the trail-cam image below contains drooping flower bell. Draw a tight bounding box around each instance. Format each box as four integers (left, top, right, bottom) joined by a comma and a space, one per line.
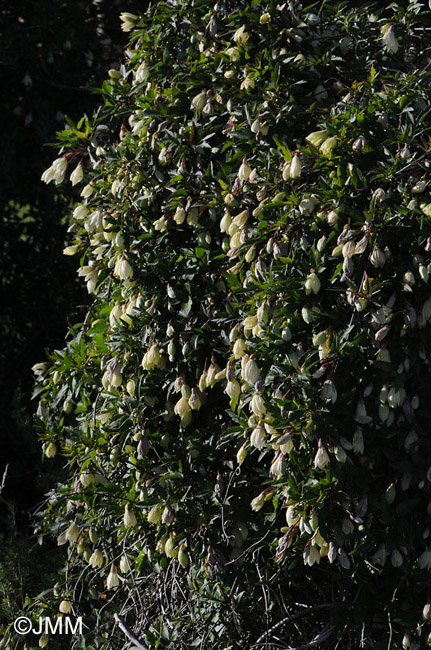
70, 163, 84, 186
304, 272, 321, 295
289, 155, 302, 179
381, 24, 399, 54
191, 91, 206, 112
107, 564, 120, 589
124, 504, 137, 528
314, 440, 330, 469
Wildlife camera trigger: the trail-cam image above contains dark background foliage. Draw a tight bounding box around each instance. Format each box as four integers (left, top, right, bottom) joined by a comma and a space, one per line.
0, 0, 143, 624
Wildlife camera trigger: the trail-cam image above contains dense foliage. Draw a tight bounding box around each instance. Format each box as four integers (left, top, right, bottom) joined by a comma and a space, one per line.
11, 1, 431, 648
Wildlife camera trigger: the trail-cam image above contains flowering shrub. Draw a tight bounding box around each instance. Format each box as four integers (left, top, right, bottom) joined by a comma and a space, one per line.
15, 1, 431, 648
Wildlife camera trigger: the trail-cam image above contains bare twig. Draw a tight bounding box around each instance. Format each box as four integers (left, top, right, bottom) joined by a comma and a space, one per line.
254, 556, 270, 649
251, 603, 335, 648
252, 624, 335, 650
0, 464, 9, 494
387, 612, 393, 650
114, 613, 149, 650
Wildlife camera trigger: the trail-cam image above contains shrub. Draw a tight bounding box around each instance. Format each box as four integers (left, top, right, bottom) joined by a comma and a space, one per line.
15, 2, 431, 648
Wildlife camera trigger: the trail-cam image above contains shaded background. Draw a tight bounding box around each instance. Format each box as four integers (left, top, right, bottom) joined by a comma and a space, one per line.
0, 0, 139, 622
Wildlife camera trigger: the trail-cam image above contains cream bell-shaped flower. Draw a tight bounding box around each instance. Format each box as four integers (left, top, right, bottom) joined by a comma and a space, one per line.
321, 379, 337, 404
233, 338, 247, 358
250, 424, 266, 450
289, 155, 302, 179
114, 256, 133, 281
65, 521, 80, 543
282, 162, 291, 181
135, 61, 150, 83
174, 206, 186, 224
319, 136, 337, 156
41, 165, 56, 184
147, 503, 163, 524
233, 25, 249, 44
244, 357, 260, 384
88, 549, 104, 569
381, 24, 399, 54
70, 163, 84, 186
81, 182, 94, 198
142, 343, 162, 370
238, 158, 252, 182
305, 272, 321, 295
41, 158, 66, 185
191, 91, 206, 112
107, 564, 120, 589
120, 12, 139, 32
306, 130, 328, 148
314, 441, 330, 469
124, 504, 137, 528
226, 46, 241, 62
250, 392, 266, 417
250, 492, 266, 511
52, 157, 68, 183
120, 555, 131, 573
225, 378, 241, 399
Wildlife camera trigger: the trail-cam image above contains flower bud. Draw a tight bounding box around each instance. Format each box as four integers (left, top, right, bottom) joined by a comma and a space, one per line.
191, 92, 206, 112
419, 549, 431, 570
412, 180, 427, 193
165, 533, 178, 558
178, 544, 189, 568
59, 600, 72, 614
148, 503, 163, 524
45, 442, 57, 458
385, 483, 396, 504
352, 136, 366, 153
